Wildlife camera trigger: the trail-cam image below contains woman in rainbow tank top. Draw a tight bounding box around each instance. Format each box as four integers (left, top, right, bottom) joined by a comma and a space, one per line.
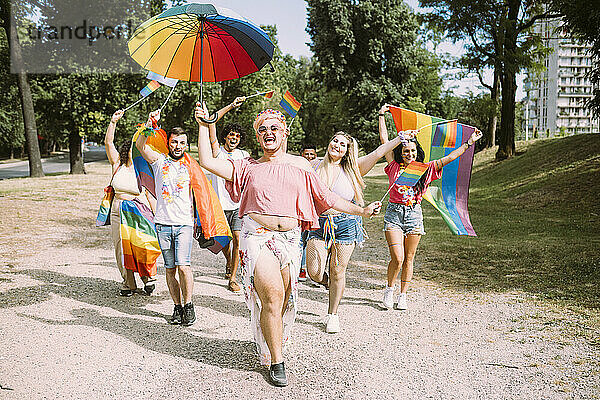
378, 104, 482, 311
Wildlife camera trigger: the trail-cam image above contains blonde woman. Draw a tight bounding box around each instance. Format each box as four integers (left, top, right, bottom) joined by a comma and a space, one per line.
306, 131, 405, 333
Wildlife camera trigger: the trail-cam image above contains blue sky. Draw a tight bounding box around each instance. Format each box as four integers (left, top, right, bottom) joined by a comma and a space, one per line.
209, 0, 523, 99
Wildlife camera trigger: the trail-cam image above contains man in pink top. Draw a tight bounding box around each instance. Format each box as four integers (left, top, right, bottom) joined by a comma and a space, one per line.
195, 103, 381, 387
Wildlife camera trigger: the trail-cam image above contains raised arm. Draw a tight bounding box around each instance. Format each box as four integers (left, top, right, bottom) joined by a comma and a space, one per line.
104, 110, 123, 168
195, 102, 234, 181
358, 134, 408, 176
432, 129, 483, 171
378, 104, 394, 164
134, 110, 161, 164
209, 96, 246, 157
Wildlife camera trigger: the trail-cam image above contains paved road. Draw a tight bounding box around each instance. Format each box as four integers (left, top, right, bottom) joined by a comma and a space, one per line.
0, 146, 108, 180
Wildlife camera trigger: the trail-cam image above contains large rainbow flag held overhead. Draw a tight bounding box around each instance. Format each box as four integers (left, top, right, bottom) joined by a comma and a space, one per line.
132, 125, 232, 253
389, 106, 477, 236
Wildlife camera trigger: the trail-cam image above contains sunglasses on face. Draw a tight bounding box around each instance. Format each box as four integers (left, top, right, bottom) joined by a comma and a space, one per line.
258, 125, 282, 134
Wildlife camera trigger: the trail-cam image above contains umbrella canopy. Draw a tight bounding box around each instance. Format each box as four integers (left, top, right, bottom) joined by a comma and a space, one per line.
128, 3, 274, 83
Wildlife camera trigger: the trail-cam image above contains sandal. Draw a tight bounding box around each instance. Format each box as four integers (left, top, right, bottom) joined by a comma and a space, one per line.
228, 280, 242, 293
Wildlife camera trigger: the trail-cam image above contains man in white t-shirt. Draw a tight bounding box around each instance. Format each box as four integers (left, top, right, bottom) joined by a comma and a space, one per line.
135, 110, 196, 326
208, 97, 248, 293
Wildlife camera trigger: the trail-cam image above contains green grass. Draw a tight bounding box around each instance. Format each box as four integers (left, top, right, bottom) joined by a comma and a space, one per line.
363, 134, 600, 312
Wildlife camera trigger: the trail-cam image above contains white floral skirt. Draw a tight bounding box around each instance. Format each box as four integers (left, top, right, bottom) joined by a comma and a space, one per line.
238, 216, 301, 366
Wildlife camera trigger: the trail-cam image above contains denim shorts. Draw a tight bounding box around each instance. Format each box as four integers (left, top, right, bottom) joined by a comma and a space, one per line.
383, 202, 425, 235
306, 213, 365, 245
224, 208, 242, 231
155, 224, 194, 268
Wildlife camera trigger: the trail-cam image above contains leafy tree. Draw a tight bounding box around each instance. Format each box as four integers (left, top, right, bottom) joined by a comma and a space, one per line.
0, 29, 25, 158
306, 0, 443, 151
420, 0, 560, 160
23, 0, 158, 174
551, 0, 600, 117
0, 0, 44, 176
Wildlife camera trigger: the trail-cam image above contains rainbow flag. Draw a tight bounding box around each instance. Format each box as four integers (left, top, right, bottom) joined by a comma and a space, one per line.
394, 161, 430, 187
389, 106, 477, 236
280, 90, 301, 117
95, 186, 114, 226
140, 80, 161, 97
432, 120, 458, 148
119, 199, 161, 277
264, 90, 274, 99
146, 71, 178, 88
132, 125, 232, 253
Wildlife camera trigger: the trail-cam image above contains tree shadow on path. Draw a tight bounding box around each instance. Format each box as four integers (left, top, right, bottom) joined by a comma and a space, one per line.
4, 269, 259, 372
20, 308, 258, 372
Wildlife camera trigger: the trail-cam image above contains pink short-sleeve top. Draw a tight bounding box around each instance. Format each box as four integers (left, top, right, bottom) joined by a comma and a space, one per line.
384, 160, 442, 206
225, 158, 339, 230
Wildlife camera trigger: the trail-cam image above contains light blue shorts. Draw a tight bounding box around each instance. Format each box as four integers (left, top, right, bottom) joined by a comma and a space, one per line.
383, 203, 425, 235
306, 213, 365, 245
155, 224, 194, 268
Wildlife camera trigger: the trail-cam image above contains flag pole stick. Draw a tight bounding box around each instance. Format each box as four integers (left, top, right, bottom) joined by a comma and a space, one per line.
159, 82, 178, 112
380, 185, 393, 203
245, 90, 272, 99
379, 170, 402, 203
417, 119, 458, 131
288, 116, 296, 129
123, 96, 148, 112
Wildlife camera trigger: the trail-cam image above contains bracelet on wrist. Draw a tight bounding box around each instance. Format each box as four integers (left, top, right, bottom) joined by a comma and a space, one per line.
378, 113, 385, 117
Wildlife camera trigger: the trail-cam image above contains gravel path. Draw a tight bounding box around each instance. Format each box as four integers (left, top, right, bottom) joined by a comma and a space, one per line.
1, 163, 598, 399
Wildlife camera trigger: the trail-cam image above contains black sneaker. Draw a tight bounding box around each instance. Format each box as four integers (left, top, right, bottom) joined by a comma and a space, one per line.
144, 283, 155, 295
269, 362, 288, 387
119, 289, 133, 297
169, 304, 184, 325
181, 302, 196, 326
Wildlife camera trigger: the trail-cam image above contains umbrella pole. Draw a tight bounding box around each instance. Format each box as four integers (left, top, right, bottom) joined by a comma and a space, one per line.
198, 17, 218, 123
199, 19, 204, 105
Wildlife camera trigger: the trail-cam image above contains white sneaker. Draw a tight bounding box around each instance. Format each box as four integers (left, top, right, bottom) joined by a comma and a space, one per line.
325, 314, 340, 333
382, 286, 395, 309
396, 293, 408, 310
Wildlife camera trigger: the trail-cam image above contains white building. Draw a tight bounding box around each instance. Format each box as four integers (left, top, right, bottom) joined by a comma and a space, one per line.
524, 19, 599, 138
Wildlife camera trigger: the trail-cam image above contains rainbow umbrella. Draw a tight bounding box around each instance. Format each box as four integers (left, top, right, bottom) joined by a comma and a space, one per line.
128, 3, 275, 121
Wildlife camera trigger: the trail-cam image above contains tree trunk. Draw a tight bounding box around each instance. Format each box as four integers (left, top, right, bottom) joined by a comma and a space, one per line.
7, 15, 44, 177
69, 131, 85, 174
496, 0, 521, 161
486, 67, 500, 148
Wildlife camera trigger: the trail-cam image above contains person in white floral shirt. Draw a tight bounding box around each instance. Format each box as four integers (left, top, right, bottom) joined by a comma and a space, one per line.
136, 110, 197, 327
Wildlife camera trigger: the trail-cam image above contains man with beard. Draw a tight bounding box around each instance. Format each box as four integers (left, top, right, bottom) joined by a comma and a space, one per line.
136, 110, 196, 326
207, 96, 248, 293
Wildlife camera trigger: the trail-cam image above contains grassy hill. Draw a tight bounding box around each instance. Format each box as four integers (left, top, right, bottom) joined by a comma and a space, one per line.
363, 134, 600, 316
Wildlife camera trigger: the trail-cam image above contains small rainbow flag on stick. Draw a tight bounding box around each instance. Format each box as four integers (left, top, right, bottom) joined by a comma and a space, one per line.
140, 80, 161, 97
280, 90, 301, 117
394, 161, 430, 186
432, 120, 458, 147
